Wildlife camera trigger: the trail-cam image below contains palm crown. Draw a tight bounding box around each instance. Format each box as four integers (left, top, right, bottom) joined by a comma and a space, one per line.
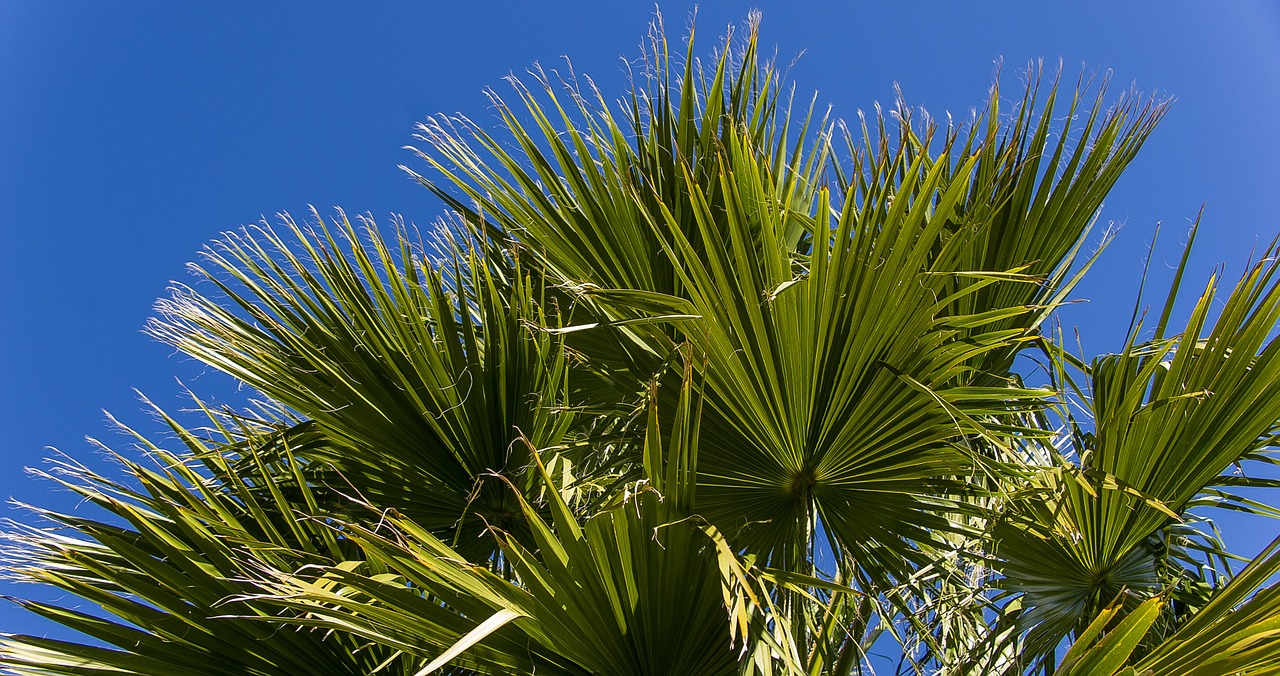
5, 13, 1280, 676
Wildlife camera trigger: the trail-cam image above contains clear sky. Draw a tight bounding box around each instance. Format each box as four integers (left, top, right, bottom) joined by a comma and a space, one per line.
2, 1, 1279, 643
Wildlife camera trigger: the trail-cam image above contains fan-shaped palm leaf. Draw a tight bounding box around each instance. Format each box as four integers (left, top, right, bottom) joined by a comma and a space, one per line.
993, 230, 1280, 664
407, 14, 1170, 590
146, 210, 576, 560
1054, 534, 1280, 676
8, 13, 1268, 676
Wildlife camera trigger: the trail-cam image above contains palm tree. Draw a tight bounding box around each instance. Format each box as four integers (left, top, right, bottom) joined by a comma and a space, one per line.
5, 13, 1280, 675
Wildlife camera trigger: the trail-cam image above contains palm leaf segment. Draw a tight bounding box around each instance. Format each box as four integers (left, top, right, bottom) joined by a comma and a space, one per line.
146, 210, 576, 561
408, 14, 1168, 579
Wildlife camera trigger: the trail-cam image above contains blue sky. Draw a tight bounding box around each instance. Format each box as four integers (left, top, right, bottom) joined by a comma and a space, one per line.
2, 1, 1279, 643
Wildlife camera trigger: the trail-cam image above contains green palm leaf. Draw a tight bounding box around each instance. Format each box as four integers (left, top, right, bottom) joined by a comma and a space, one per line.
146, 210, 577, 560
994, 231, 1280, 664
240, 361, 752, 676
7, 12, 1272, 676
1, 399, 414, 676
407, 14, 1169, 591
1054, 535, 1280, 676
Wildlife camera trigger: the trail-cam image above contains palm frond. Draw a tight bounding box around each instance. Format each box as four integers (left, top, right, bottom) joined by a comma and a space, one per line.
407, 13, 1170, 595
9, 13, 1267, 676
993, 231, 1280, 665
240, 359, 751, 676
0, 399, 414, 676
1054, 535, 1280, 675
146, 210, 577, 561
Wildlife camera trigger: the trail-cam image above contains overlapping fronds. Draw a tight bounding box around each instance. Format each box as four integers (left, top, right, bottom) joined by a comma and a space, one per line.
1054, 535, 1280, 676
992, 231, 1280, 666
238, 361, 748, 676
6, 11, 1280, 676
146, 210, 578, 561
407, 12, 1171, 588
0, 400, 414, 676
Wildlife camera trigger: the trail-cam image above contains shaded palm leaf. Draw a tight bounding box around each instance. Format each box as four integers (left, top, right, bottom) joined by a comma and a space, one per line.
242, 361, 753, 676
1054, 535, 1280, 675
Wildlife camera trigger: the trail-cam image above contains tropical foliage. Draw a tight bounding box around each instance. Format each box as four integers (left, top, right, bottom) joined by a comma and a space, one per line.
5, 13, 1280, 675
